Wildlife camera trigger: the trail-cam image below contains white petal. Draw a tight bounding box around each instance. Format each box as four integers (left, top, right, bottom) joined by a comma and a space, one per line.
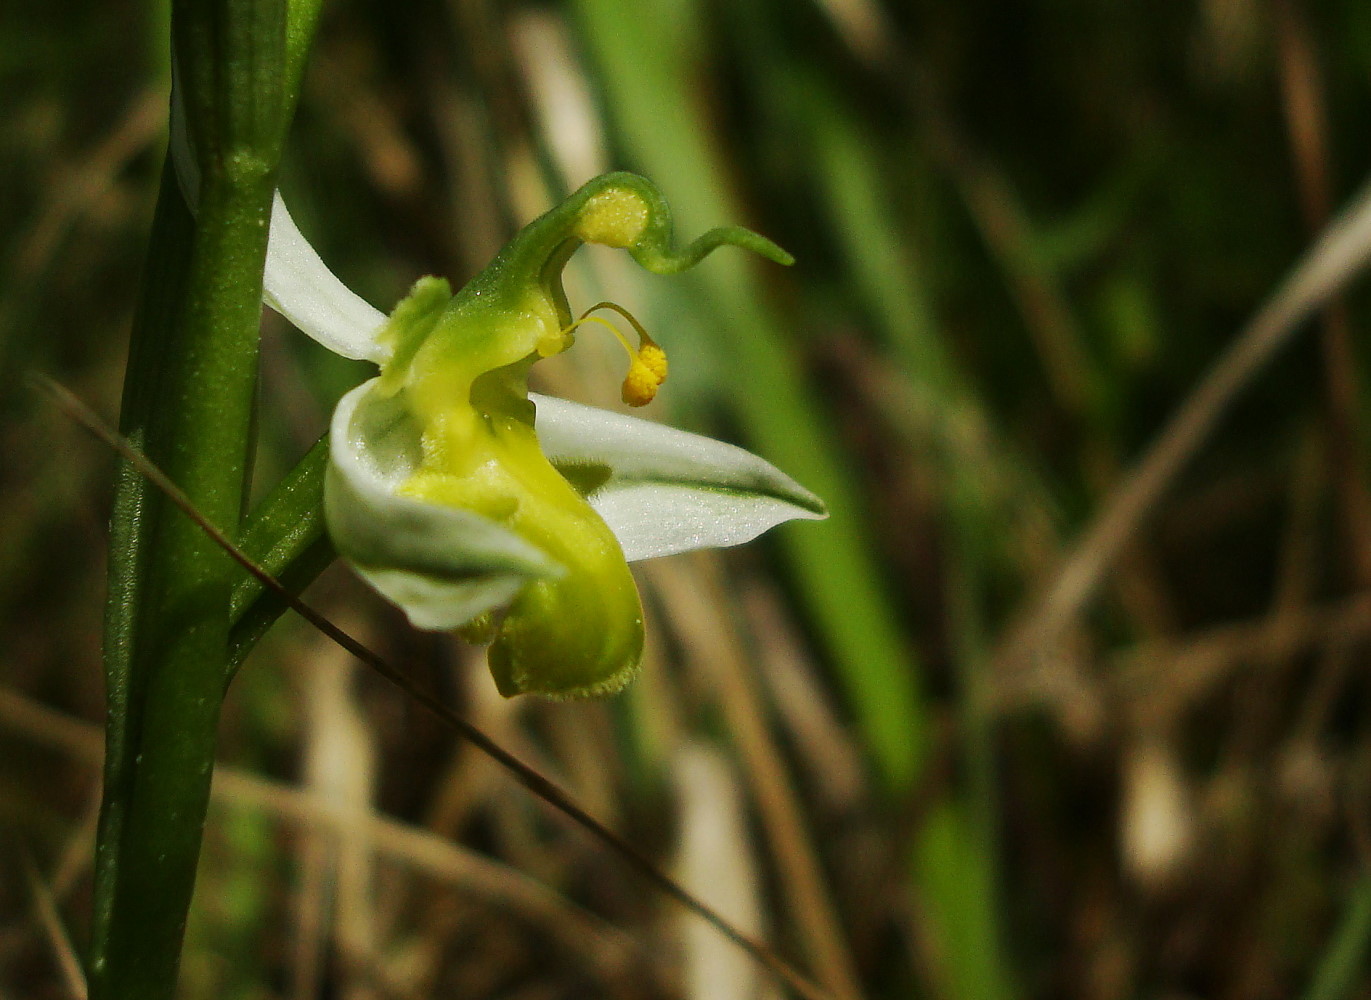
264, 195, 392, 363
326, 380, 562, 630
531, 394, 827, 562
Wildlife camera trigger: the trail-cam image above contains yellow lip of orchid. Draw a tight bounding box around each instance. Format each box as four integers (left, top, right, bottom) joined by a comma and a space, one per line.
225, 168, 825, 699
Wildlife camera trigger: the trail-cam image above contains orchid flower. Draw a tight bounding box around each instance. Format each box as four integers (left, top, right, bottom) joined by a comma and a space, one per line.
231, 167, 826, 697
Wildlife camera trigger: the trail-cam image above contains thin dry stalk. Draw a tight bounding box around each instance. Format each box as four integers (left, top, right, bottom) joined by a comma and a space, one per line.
48, 788, 101, 903
742, 582, 866, 815
421, 649, 508, 838
1272, 0, 1371, 586
28, 373, 831, 1000
921, 101, 1185, 649
294, 625, 382, 1000
7, 89, 164, 286
21, 852, 87, 1000
1290, 637, 1359, 744
995, 174, 1371, 678
1268, 428, 1325, 619
937, 138, 1097, 420
291, 802, 329, 1000
542, 700, 623, 829
311, 49, 423, 198
0, 689, 101, 758
674, 744, 772, 1000
1201, 428, 1329, 766
321, 664, 380, 999
1121, 591, 1371, 727
0, 687, 652, 990
651, 554, 867, 1000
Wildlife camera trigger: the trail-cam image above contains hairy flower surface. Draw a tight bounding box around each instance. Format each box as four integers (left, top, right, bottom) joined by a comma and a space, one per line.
258, 173, 826, 697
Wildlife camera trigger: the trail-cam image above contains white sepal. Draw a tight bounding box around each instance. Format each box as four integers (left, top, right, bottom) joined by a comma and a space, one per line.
326, 380, 563, 630
531, 394, 827, 562
169, 77, 390, 365
264, 195, 392, 363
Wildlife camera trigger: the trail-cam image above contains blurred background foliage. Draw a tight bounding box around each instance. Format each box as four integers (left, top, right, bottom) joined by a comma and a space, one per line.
6, 0, 1371, 997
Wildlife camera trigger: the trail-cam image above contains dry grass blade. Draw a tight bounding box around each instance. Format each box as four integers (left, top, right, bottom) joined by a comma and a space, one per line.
292, 635, 379, 1000
674, 745, 769, 1000
0, 688, 646, 979
0, 685, 654, 989
653, 555, 867, 1000
1272, 0, 1371, 586
1123, 590, 1371, 725
7, 89, 165, 285
21, 850, 87, 1000
996, 175, 1371, 675
27, 372, 834, 1000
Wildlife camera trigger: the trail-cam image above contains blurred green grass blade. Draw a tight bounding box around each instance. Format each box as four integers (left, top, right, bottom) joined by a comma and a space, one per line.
794, 75, 1014, 998
731, 29, 1054, 566
801, 74, 1052, 525
806, 85, 950, 388
573, 0, 926, 790
915, 799, 1014, 1000
940, 513, 1014, 1000
807, 64, 1015, 1000
1303, 876, 1371, 1000
571, 5, 1020, 996
1030, 157, 1152, 275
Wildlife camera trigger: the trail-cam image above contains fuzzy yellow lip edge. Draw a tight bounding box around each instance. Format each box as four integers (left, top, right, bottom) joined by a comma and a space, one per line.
325, 172, 796, 699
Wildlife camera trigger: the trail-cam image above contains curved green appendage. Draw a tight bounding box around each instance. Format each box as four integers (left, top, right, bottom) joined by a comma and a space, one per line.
378, 174, 794, 398
463, 172, 791, 317
629, 223, 794, 274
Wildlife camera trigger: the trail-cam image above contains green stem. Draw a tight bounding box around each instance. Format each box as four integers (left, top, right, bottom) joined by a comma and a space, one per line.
89, 155, 197, 999
97, 168, 278, 1000
88, 0, 325, 994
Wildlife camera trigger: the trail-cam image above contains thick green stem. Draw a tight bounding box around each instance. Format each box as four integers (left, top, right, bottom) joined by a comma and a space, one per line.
89, 156, 197, 999
88, 0, 325, 994
93, 166, 278, 1000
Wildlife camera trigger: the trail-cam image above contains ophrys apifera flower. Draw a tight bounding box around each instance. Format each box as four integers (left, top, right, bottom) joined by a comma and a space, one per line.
212, 164, 827, 697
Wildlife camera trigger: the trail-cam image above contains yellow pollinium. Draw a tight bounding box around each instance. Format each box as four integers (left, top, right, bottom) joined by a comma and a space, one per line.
565, 301, 669, 407
623, 342, 668, 407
